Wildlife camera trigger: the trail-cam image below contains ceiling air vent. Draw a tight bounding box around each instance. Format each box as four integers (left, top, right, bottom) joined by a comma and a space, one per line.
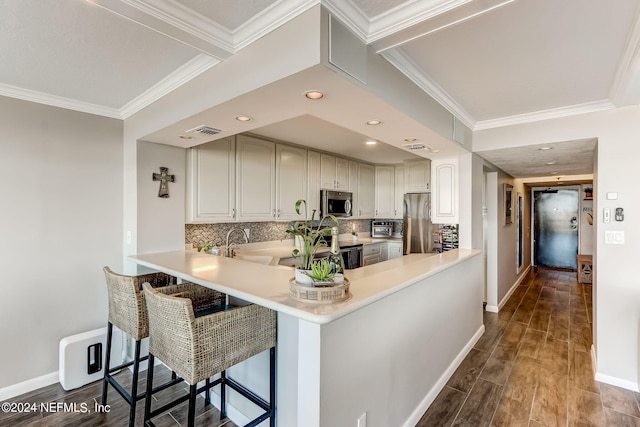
185, 125, 222, 136
402, 143, 427, 151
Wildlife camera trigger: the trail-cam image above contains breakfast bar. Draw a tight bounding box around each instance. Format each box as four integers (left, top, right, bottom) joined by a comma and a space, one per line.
129, 248, 483, 427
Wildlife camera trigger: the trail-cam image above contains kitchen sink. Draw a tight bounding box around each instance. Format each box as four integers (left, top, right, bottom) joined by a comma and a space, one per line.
234, 254, 275, 265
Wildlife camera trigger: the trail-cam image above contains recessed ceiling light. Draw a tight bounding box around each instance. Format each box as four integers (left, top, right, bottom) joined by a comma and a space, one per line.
538, 146, 553, 151
431, 149, 442, 153
179, 135, 193, 140
235, 115, 252, 122
304, 90, 324, 100
546, 161, 557, 165
366, 120, 382, 125
366, 140, 377, 145
404, 137, 417, 142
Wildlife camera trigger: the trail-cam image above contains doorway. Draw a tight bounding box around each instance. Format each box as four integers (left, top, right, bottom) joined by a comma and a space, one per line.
533, 187, 579, 269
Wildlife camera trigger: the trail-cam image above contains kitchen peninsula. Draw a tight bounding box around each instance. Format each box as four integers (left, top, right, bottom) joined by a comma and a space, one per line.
129, 248, 483, 427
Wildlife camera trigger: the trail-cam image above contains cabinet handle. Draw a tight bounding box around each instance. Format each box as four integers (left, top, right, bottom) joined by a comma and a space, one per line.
232, 208, 236, 219
394, 209, 397, 216
277, 209, 281, 218
273, 209, 276, 218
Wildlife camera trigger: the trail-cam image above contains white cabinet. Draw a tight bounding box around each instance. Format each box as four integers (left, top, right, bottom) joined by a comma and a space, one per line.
357, 163, 375, 218
348, 161, 359, 217
375, 166, 395, 218
394, 165, 404, 219
186, 136, 236, 223
431, 157, 459, 224
321, 154, 349, 190
276, 144, 307, 220
404, 160, 431, 192
363, 243, 382, 266
307, 151, 322, 219
387, 242, 403, 260
236, 135, 276, 221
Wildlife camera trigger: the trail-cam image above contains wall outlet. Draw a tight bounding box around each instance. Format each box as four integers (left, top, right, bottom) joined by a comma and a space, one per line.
357, 412, 367, 427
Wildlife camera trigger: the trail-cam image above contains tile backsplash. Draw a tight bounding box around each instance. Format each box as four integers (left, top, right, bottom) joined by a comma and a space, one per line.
186, 219, 373, 249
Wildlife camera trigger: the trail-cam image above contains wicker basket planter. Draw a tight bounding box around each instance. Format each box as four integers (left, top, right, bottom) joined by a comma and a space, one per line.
289, 277, 350, 304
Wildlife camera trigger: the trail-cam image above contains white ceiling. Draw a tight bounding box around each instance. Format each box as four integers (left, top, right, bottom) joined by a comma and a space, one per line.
3, 0, 640, 177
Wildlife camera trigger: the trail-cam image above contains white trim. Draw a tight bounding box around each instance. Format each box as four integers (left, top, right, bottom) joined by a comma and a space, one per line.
594, 372, 640, 393
496, 265, 532, 310
120, 54, 219, 119
381, 49, 475, 129
473, 100, 615, 131
0, 83, 122, 119
322, 0, 370, 42
0, 371, 60, 401
401, 324, 485, 427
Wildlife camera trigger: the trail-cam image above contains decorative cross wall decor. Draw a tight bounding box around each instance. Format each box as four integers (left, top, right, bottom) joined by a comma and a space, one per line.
152, 167, 175, 198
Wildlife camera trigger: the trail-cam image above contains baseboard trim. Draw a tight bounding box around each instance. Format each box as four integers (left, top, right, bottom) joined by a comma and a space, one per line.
401, 324, 485, 427
485, 304, 499, 313
592, 345, 640, 392
0, 371, 59, 401
497, 265, 532, 311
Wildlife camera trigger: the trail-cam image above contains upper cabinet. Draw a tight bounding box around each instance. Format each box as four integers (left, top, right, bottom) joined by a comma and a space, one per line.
307, 151, 322, 219
394, 165, 404, 219
321, 154, 349, 190
186, 136, 236, 223
404, 160, 431, 192
431, 157, 459, 224
375, 166, 395, 218
276, 144, 307, 220
357, 163, 375, 218
236, 135, 276, 221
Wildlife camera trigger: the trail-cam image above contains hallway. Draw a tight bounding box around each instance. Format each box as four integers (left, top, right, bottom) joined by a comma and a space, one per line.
417, 267, 640, 426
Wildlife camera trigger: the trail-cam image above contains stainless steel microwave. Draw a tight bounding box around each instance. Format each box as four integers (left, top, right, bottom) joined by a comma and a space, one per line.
321, 190, 352, 217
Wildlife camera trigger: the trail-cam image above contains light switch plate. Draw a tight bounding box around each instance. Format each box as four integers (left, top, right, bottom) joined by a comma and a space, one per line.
605, 230, 624, 244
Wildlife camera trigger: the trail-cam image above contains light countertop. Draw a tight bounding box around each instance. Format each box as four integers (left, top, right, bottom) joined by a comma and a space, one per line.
129, 247, 480, 324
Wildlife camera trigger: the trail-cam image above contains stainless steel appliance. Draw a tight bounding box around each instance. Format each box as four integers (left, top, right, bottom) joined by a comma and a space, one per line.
320, 190, 352, 217
403, 193, 434, 254
315, 239, 363, 269
371, 220, 393, 238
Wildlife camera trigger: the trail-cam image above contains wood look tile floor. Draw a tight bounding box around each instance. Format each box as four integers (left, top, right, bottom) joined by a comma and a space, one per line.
417, 267, 640, 427
0, 365, 238, 427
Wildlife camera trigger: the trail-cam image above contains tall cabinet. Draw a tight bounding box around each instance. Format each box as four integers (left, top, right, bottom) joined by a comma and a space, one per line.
186, 136, 236, 222
431, 157, 459, 224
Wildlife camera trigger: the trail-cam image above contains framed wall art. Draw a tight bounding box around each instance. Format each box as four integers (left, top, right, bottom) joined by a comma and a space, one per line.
504, 183, 513, 225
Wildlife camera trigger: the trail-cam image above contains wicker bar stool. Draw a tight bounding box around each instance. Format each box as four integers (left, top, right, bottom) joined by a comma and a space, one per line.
101, 267, 225, 427
142, 282, 277, 427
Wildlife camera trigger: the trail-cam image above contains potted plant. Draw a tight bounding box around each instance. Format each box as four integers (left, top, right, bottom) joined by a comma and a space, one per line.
285, 199, 338, 285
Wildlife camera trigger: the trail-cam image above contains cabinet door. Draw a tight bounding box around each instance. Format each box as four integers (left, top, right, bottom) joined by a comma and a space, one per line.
236, 135, 276, 221
431, 157, 459, 224
388, 242, 403, 260
349, 161, 359, 217
375, 166, 395, 218
336, 157, 349, 190
394, 165, 404, 219
276, 144, 307, 220
186, 137, 236, 222
320, 154, 337, 189
307, 151, 322, 219
405, 160, 431, 192
357, 163, 375, 218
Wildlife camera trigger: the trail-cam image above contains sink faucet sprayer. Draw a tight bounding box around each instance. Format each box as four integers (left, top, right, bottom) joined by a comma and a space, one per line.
225, 227, 249, 257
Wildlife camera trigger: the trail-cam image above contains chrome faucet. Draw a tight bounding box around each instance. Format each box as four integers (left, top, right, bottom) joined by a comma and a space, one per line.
225, 227, 249, 257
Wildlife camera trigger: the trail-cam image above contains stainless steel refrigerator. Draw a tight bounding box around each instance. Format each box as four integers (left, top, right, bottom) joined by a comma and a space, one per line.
403, 193, 433, 254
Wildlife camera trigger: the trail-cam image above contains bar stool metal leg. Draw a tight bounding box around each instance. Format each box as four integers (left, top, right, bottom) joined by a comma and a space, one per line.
101, 322, 113, 406
143, 354, 155, 426
129, 339, 142, 426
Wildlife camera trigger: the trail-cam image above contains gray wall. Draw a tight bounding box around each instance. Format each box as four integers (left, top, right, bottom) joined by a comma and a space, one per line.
0, 96, 123, 389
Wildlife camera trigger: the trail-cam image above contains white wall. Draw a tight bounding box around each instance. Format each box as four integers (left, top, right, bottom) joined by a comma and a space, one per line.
475, 105, 640, 391
0, 96, 123, 390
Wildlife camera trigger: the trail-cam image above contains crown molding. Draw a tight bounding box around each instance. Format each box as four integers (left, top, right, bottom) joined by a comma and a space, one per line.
610, 8, 640, 106
381, 48, 476, 129
120, 54, 219, 119
322, 0, 370, 41
473, 100, 615, 131
234, 0, 319, 50
0, 83, 122, 119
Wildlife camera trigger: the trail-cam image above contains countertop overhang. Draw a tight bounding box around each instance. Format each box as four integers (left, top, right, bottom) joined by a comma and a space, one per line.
129, 248, 480, 324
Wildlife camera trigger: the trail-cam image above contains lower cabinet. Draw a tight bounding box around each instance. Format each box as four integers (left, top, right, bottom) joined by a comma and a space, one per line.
363, 243, 382, 266
387, 242, 403, 260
